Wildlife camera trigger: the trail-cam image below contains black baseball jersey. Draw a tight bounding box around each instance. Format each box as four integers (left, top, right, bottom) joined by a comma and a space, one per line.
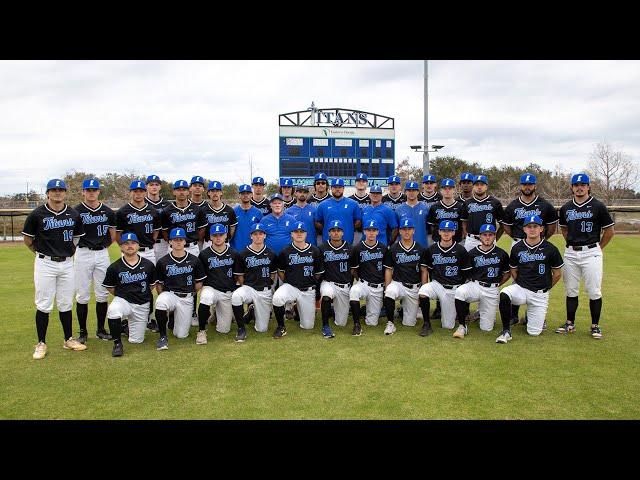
156, 252, 207, 294
283, 198, 296, 209
145, 196, 171, 218
319, 241, 353, 284
277, 243, 324, 290
251, 197, 271, 216
197, 203, 238, 238
308, 193, 330, 208
503, 196, 558, 240
102, 256, 157, 305
461, 195, 505, 235
161, 201, 200, 243
349, 193, 371, 208
457, 194, 473, 203
468, 245, 510, 284
192, 199, 207, 208
559, 196, 615, 247
509, 239, 564, 291
427, 200, 465, 242
233, 245, 277, 290
22, 204, 85, 257
350, 240, 387, 284
383, 241, 425, 284
198, 245, 240, 292
419, 191, 442, 204
422, 242, 471, 285
115, 202, 161, 248
381, 193, 407, 211
74, 202, 116, 249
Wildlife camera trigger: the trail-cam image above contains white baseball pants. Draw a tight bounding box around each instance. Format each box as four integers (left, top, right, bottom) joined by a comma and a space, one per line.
501, 283, 549, 336
454, 280, 499, 331
74, 247, 110, 303
232, 285, 273, 333
349, 280, 384, 326
34, 255, 75, 313
419, 280, 460, 329
199, 286, 234, 333
156, 291, 195, 338
320, 280, 351, 327
385, 281, 420, 327
563, 245, 603, 300
272, 283, 317, 329
107, 296, 151, 343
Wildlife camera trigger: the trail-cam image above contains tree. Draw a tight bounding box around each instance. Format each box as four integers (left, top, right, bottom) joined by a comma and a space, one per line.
428, 156, 481, 182
539, 164, 572, 206
395, 156, 422, 183
587, 142, 640, 205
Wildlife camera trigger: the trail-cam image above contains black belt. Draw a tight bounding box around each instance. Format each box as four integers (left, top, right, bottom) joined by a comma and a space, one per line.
467, 233, 480, 240
79, 246, 105, 251
299, 286, 315, 292
479, 281, 499, 288
155, 239, 162, 244
170, 291, 193, 298
360, 279, 383, 288
331, 282, 349, 288
441, 284, 460, 289
568, 243, 598, 251
403, 282, 421, 289
38, 254, 67, 262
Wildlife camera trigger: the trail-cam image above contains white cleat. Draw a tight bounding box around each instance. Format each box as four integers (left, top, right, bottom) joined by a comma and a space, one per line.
384, 321, 396, 335
453, 325, 467, 339
196, 330, 208, 345
495, 330, 513, 344
33, 342, 47, 360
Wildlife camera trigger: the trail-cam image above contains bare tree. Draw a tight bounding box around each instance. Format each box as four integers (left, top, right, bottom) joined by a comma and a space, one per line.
495, 177, 520, 203
395, 156, 422, 183
540, 164, 572, 206
587, 142, 639, 205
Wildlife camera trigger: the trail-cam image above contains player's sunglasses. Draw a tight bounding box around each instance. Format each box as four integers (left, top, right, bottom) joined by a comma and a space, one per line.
315, 181, 327, 185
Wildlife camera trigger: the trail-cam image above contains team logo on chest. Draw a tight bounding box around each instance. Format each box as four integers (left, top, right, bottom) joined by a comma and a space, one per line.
43, 216, 75, 230
566, 209, 593, 220
170, 211, 196, 223
167, 264, 194, 275
127, 212, 153, 224
80, 213, 108, 224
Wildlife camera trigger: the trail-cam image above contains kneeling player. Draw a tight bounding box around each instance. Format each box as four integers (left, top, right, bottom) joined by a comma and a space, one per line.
453, 224, 510, 338
102, 233, 158, 356
272, 222, 324, 338
197, 224, 240, 345
319, 220, 353, 338
418, 220, 471, 336
496, 215, 563, 343
154, 228, 207, 349
349, 220, 388, 335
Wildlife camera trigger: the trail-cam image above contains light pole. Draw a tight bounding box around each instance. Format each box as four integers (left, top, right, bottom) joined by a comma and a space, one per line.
424, 60, 429, 174
410, 145, 445, 173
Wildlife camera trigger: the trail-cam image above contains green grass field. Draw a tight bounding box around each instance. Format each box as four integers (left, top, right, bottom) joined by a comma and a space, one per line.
1, 236, 639, 419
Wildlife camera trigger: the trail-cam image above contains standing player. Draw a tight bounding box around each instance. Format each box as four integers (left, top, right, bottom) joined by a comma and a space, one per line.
23, 178, 87, 359
319, 220, 353, 337
232, 223, 277, 341
287, 184, 318, 246
556, 173, 615, 339
197, 180, 238, 249
427, 178, 466, 244
349, 173, 371, 244
145, 174, 171, 262
231, 184, 263, 252
496, 216, 564, 343
419, 174, 442, 205
154, 228, 207, 349
458, 172, 475, 203
279, 178, 296, 208
382, 218, 427, 334
161, 180, 201, 257
362, 185, 398, 246
382, 175, 407, 211
250, 176, 271, 216
396, 181, 429, 248
460, 175, 505, 251
272, 222, 324, 338
74, 178, 116, 343
308, 172, 330, 207
349, 220, 388, 335
197, 224, 240, 344
189, 175, 207, 209
102, 232, 158, 356
315, 178, 362, 244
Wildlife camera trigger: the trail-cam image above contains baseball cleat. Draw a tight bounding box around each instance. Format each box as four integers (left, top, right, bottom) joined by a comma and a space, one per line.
156, 336, 169, 350
453, 325, 467, 338
77, 331, 88, 344
272, 325, 287, 339
235, 327, 247, 342
147, 319, 160, 333
32, 342, 47, 360
555, 322, 575, 334
196, 330, 208, 345
591, 325, 603, 339
384, 321, 396, 335
63, 337, 87, 351
509, 316, 519, 326
322, 325, 335, 339
112, 342, 124, 357
419, 323, 433, 337
352, 323, 362, 336
96, 330, 112, 341
495, 330, 512, 344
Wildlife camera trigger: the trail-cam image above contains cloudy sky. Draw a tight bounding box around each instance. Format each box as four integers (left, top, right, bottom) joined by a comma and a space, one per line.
1, 60, 639, 195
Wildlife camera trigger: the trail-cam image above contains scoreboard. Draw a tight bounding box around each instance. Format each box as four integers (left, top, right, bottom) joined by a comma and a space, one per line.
279, 105, 395, 186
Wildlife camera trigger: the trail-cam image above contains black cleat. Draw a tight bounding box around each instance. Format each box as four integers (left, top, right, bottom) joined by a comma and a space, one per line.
147, 319, 159, 333
273, 325, 287, 339
419, 324, 433, 337
96, 330, 112, 341
112, 342, 124, 357
235, 327, 247, 342
352, 323, 362, 336
78, 331, 88, 344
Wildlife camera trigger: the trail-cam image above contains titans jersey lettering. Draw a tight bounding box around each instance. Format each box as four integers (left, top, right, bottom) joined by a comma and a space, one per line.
422, 242, 471, 285
234, 245, 277, 290
319, 241, 353, 284
350, 241, 387, 284
383, 241, 426, 284
115, 203, 161, 247
509, 239, 564, 291
198, 245, 240, 292
156, 252, 206, 293
75, 202, 116, 249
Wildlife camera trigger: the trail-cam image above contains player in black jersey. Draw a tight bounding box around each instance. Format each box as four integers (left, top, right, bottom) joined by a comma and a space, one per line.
232, 223, 278, 341
427, 178, 466, 243
161, 180, 201, 257
349, 220, 388, 335
382, 218, 427, 334
497, 215, 563, 344
418, 220, 472, 336
23, 179, 87, 359
319, 220, 353, 338
189, 175, 207, 209
349, 173, 371, 244
145, 174, 172, 271
382, 175, 407, 211
460, 175, 505, 251
74, 178, 116, 343
279, 177, 296, 208
556, 173, 615, 339
250, 176, 271, 216
419, 174, 442, 204
102, 233, 158, 356
198, 180, 238, 249
457, 172, 475, 203
309, 172, 330, 207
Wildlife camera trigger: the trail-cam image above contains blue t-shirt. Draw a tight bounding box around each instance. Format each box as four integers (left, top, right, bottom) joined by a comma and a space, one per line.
286, 203, 318, 246
315, 196, 362, 244
396, 201, 430, 248
231, 205, 263, 252
261, 212, 297, 255
362, 203, 398, 246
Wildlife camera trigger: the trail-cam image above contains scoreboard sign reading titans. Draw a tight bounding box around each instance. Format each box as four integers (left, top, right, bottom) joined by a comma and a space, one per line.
279, 104, 395, 186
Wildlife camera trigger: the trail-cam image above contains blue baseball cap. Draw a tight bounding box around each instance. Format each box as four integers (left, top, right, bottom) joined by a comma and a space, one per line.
479, 224, 497, 234
331, 178, 345, 187
387, 175, 401, 184
279, 178, 293, 187
571, 173, 590, 185
269, 193, 284, 203
314, 172, 328, 182
370, 185, 383, 194
363, 220, 379, 230
190, 176, 205, 185
520, 173, 537, 185
438, 220, 457, 231
328, 220, 344, 231
208, 180, 222, 191
146, 174, 161, 184
252, 176, 265, 185
209, 224, 228, 235
523, 215, 543, 226
295, 183, 309, 191
173, 179, 189, 189
356, 173, 368, 181
405, 181, 420, 190
292, 221, 307, 232
169, 227, 187, 240
238, 184, 252, 193
440, 178, 456, 187
474, 175, 488, 185
399, 218, 415, 229
422, 174, 436, 183
120, 232, 139, 244
129, 180, 146, 191
250, 223, 266, 234
460, 172, 474, 182
82, 178, 100, 190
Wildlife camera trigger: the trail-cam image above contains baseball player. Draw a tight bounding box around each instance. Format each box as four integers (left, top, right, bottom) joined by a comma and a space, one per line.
189, 175, 208, 209
319, 220, 353, 337
74, 178, 116, 344
262, 194, 297, 256
279, 177, 296, 208
453, 224, 511, 337
349, 220, 388, 335
161, 180, 201, 257
272, 222, 324, 338
427, 179, 466, 244
232, 223, 277, 341
231, 184, 263, 252
496, 215, 563, 343
197, 180, 238, 250
349, 173, 371, 244
382, 175, 407, 211
196, 224, 240, 344
396, 181, 429, 248
23, 178, 87, 359
382, 218, 427, 334
250, 176, 271, 216
502, 173, 559, 325
308, 172, 330, 207
154, 227, 207, 349
457, 172, 475, 203
460, 174, 505, 251
102, 232, 158, 356
419, 174, 442, 205
286, 184, 318, 246
145, 174, 171, 262
556, 173, 615, 339
361, 185, 398, 246
315, 178, 362, 245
